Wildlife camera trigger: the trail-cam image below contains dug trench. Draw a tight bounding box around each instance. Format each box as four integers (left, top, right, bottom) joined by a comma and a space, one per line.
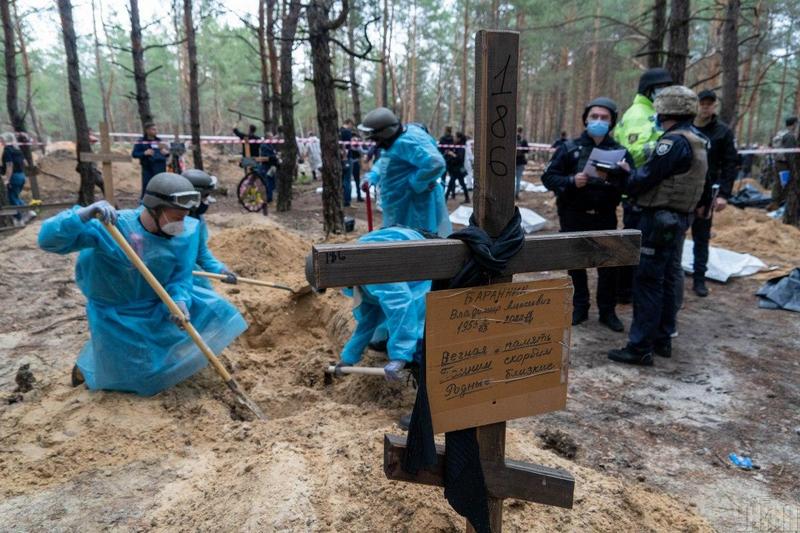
0, 215, 718, 531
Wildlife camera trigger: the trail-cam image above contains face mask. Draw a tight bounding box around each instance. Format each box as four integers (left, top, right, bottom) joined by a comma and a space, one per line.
161, 220, 184, 236
586, 120, 610, 137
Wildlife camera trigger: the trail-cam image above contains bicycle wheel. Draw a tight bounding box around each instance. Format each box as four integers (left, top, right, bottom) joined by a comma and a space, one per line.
237, 172, 268, 213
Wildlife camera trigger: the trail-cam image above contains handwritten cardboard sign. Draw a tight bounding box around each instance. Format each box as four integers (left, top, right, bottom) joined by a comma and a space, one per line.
425, 278, 572, 434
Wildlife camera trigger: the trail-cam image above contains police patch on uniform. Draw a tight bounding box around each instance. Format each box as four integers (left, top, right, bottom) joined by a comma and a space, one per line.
627, 133, 639, 144
655, 140, 673, 156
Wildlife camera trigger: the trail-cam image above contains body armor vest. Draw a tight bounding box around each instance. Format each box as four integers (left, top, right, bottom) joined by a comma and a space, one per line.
636, 129, 708, 213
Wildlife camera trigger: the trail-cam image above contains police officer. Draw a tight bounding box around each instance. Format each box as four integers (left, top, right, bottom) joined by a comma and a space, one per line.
542, 97, 634, 332
614, 68, 674, 304
690, 89, 738, 297
608, 86, 708, 366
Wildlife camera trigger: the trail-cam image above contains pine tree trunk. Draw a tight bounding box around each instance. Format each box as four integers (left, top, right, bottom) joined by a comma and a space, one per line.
12, 1, 44, 156
379, 0, 388, 107
307, 0, 348, 234
407, 0, 417, 123
346, 11, 362, 124
267, 0, 281, 133
183, 0, 202, 170
277, 0, 301, 212
773, 25, 792, 134
647, 0, 667, 68
57, 0, 96, 206
91, 0, 109, 126
719, 0, 739, 127
665, 0, 690, 84
129, 0, 153, 129
784, 153, 800, 226
172, 0, 189, 134
258, 0, 273, 133
459, 0, 469, 132
1, 0, 31, 167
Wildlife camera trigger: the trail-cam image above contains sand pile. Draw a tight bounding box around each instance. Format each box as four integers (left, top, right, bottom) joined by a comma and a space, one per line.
0, 218, 714, 531
713, 206, 800, 267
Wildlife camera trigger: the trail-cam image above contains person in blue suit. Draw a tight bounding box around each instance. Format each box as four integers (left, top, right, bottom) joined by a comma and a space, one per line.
358, 107, 452, 237
335, 227, 431, 381
182, 169, 237, 289
38, 172, 247, 396
131, 122, 168, 198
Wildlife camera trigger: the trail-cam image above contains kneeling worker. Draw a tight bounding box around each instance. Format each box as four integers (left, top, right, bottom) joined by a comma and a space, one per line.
38, 173, 248, 395
335, 227, 430, 381
182, 169, 238, 288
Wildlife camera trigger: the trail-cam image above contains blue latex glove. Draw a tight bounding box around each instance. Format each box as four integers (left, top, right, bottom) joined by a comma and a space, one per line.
169, 301, 190, 329
77, 200, 117, 224
384, 360, 406, 382
220, 269, 238, 284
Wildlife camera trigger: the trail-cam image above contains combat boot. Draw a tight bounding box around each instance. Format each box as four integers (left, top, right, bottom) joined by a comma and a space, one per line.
572, 307, 589, 326
693, 278, 709, 297
599, 312, 624, 332
608, 346, 654, 366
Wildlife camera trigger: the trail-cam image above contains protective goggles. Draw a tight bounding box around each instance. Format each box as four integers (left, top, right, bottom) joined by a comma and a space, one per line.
149, 190, 202, 209
357, 122, 398, 139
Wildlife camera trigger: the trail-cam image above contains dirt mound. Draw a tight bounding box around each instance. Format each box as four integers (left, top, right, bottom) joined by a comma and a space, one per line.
713, 207, 800, 267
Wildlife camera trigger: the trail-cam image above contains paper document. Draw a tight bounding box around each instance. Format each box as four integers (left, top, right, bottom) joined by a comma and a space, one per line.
583, 148, 627, 178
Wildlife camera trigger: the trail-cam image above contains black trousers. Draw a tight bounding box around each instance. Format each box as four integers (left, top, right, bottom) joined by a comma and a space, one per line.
446, 168, 470, 201
691, 214, 712, 281
559, 209, 618, 314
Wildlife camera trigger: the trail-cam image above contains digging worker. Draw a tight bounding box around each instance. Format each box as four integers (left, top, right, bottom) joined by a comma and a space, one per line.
689, 90, 737, 297
131, 122, 169, 198
608, 86, 708, 366
38, 172, 247, 395
335, 227, 430, 382
358, 107, 452, 237
542, 97, 634, 332
614, 67, 674, 304
182, 169, 238, 289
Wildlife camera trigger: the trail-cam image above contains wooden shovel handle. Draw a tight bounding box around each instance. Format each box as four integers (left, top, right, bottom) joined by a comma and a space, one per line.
101, 221, 233, 382
193, 271, 294, 292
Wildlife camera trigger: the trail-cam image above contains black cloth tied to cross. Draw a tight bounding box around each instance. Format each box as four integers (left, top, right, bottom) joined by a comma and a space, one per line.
402, 208, 525, 533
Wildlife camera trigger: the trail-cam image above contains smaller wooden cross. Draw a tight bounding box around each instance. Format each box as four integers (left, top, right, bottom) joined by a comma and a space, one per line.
80, 122, 130, 205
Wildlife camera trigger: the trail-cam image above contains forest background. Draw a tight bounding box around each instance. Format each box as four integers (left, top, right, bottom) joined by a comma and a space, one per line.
5, 0, 800, 147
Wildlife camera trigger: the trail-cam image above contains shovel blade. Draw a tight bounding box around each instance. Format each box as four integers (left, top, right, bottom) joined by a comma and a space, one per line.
226, 378, 267, 420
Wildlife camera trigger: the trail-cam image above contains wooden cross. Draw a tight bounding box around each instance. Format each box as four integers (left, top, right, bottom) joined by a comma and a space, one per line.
306, 31, 640, 532
80, 122, 130, 205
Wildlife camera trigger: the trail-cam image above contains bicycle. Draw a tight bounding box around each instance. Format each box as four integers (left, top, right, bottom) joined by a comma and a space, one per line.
236, 156, 272, 216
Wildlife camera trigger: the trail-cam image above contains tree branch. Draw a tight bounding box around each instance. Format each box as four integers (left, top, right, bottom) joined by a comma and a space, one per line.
321, 0, 348, 31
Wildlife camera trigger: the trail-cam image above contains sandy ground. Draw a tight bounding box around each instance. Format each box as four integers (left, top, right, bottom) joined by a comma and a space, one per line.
1, 153, 799, 532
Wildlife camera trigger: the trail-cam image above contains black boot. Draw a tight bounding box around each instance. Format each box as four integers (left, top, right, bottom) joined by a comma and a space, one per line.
599, 312, 625, 332
572, 307, 589, 326
608, 346, 654, 366
71, 365, 85, 387
693, 278, 709, 297
654, 341, 672, 358
368, 339, 388, 353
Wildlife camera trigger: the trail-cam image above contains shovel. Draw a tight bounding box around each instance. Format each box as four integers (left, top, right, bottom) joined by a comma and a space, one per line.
100, 219, 266, 420
193, 271, 312, 296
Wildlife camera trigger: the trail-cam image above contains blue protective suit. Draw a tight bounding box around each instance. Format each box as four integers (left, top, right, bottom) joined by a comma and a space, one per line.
364, 125, 452, 237
340, 227, 431, 365
38, 207, 247, 396
192, 216, 228, 290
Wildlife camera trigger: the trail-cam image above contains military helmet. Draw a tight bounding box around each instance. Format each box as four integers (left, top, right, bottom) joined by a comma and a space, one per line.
181, 168, 218, 195
654, 85, 698, 117
582, 97, 619, 128
358, 107, 401, 141
638, 67, 673, 96
142, 172, 201, 210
